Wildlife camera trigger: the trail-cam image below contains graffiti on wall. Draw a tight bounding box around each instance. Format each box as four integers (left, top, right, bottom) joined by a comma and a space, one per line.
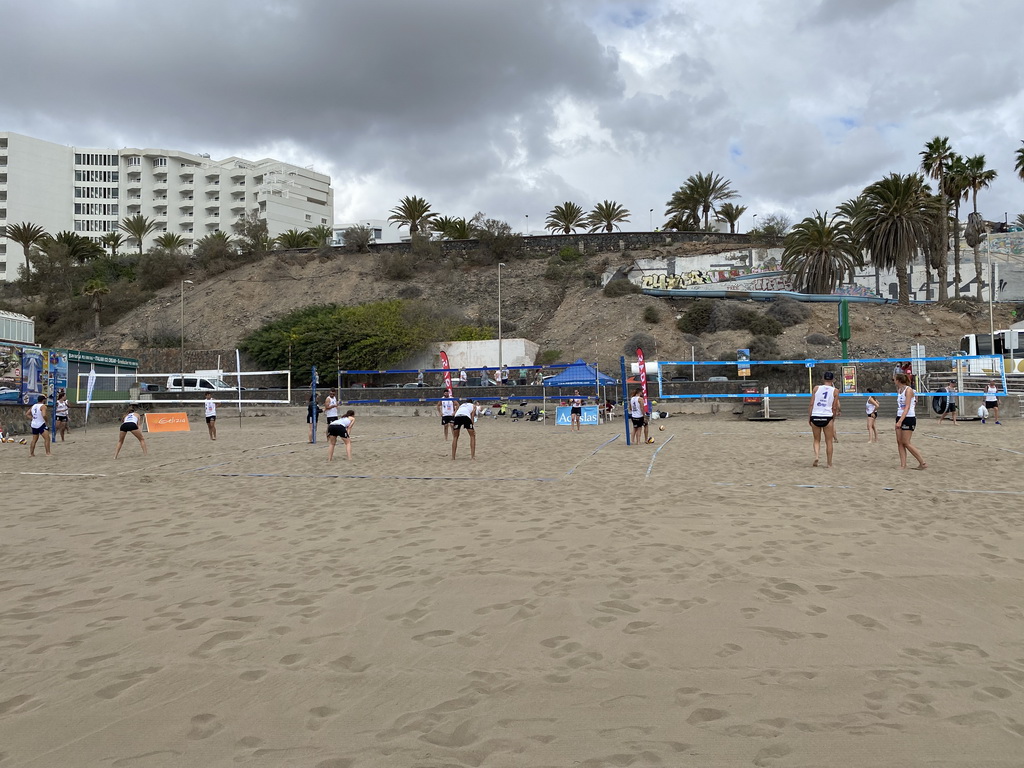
640, 265, 784, 291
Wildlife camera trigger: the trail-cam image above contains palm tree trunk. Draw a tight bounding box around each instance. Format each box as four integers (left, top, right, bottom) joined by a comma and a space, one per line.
897, 260, 910, 306
92, 298, 101, 339
973, 244, 983, 300
952, 212, 962, 297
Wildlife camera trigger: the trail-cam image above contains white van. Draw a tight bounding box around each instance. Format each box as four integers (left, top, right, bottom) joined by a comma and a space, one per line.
165, 373, 235, 392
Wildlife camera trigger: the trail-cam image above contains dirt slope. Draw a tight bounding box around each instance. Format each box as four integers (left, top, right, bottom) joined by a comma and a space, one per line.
68, 248, 1010, 370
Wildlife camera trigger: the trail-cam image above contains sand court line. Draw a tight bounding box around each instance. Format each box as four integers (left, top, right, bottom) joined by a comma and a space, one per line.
205, 472, 559, 481
645, 434, 675, 478
924, 433, 1024, 456
564, 434, 620, 476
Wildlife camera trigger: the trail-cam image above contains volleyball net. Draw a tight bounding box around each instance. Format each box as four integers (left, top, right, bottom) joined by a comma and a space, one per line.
648, 354, 1009, 401
74, 369, 292, 405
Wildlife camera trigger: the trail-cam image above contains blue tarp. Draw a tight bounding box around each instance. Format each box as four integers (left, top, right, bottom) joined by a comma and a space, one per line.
544, 359, 617, 387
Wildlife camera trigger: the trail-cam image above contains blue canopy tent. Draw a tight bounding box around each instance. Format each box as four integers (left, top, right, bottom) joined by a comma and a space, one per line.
542, 359, 617, 424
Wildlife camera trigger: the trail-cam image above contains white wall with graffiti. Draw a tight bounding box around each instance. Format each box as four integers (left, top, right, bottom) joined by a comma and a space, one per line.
605, 238, 1024, 303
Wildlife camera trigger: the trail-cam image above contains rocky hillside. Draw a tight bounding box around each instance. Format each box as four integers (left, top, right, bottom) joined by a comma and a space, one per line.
63, 245, 1013, 371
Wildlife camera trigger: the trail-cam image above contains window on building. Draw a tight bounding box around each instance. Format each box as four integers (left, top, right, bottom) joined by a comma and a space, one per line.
305, 214, 312, 222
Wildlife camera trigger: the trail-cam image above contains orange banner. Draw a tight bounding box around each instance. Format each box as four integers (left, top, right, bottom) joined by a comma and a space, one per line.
144, 412, 190, 432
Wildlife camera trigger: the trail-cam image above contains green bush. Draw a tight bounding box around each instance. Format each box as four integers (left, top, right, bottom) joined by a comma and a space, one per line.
676, 299, 713, 334
544, 262, 566, 281
765, 298, 811, 326
603, 278, 641, 297
624, 333, 656, 356
557, 246, 583, 263
643, 305, 661, 324
137, 249, 189, 290
539, 349, 562, 365
747, 315, 783, 337
806, 332, 834, 346
379, 253, 415, 280
749, 334, 780, 359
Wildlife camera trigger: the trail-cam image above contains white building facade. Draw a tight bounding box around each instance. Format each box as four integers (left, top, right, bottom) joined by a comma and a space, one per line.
0, 132, 333, 281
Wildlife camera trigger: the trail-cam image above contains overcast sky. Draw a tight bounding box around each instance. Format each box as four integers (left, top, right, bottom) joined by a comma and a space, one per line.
3, 0, 1022, 232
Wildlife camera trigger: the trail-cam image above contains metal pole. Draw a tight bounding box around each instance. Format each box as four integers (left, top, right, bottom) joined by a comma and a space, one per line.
497, 263, 504, 373
987, 236, 994, 345
180, 279, 193, 386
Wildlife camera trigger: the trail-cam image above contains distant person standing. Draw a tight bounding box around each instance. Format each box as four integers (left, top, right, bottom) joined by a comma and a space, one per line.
114, 406, 148, 458
27, 395, 51, 457
326, 410, 355, 461
983, 380, 1000, 424
459, 367, 468, 385
451, 398, 479, 460
480, 367, 490, 386
937, 382, 957, 426
416, 369, 425, 387
808, 371, 839, 467
865, 394, 880, 443
306, 393, 322, 443
323, 389, 339, 425
500, 365, 510, 386
894, 372, 927, 470
518, 367, 528, 386
437, 395, 457, 440
55, 391, 71, 442
569, 389, 584, 431
629, 389, 646, 445
204, 392, 218, 440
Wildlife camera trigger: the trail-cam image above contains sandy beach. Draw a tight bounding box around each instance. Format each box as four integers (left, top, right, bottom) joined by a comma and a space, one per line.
2, 408, 1023, 767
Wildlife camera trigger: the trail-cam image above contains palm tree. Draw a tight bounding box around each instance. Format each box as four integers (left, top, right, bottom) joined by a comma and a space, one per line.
119, 214, 158, 254
198, 230, 233, 248
387, 195, 436, 235
1015, 213, 1024, 229
544, 202, 587, 234
82, 278, 110, 339
782, 211, 862, 294
961, 154, 998, 298
5, 221, 47, 282
275, 229, 314, 249
100, 231, 127, 258
43, 231, 104, 264
431, 216, 473, 239
920, 136, 954, 301
855, 173, 939, 306
307, 224, 333, 247
671, 172, 738, 230
154, 232, 186, 251
945, 153, 969, 296
716, 202, 748, 233
586, 200, 631, 233
1016, 140, 1024, 182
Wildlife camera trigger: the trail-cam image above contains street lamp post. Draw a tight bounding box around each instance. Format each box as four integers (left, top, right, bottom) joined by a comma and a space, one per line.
649, 208, 654, 230
180, 279, 193, 383
752, 213, 758, 232
524, 214, 529, 236
498, 263, 505, 374
985, 234, 994, 346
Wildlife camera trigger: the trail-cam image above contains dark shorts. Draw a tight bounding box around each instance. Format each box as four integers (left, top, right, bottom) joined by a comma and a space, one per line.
810, 416, 833, 428
325, 415, 338, 424
985, 399, 998, 409
867, 412, 877, 418
571, 407, 582, 416
206, 415, 216, 423
327, 423, 349, 439
120, 423, 138, 432
453, 415, 474, 431
57, 415, 69, 422
630, 416, 645, 428
944, 403, 957, 413
32, 425, 47, 435
898, 416, 917, 431
441, 415, 454, 425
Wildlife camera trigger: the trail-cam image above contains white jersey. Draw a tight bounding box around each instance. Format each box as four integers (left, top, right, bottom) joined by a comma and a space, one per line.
324, 396, 338, 419
985, 385, 998, 403
865, 399, 877, 416
570, 396, 583, 407
56, 399, 70, 418
440, 399, 455, 417
629, 396, 644, 418
205, 399, 217, 418
338, 416, 353, 429
810, 385, 836, 417
30, 403, 46, 429
455, 402, 476, 419
123, 412, 139, 426
896, 387, 916, 418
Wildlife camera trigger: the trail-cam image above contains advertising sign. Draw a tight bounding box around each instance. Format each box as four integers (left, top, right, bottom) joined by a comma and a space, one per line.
144, 412, 191, 433
841, 365, 858, 394
555, 406, 599, 426
737, 348, 751, 378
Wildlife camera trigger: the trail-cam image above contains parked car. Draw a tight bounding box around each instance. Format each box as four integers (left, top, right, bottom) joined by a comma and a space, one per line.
0, 387, 20, 402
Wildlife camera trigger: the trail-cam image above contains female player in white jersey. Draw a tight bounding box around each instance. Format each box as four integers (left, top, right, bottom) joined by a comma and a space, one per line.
808, 371, 839, 467
893, 372, 926, 470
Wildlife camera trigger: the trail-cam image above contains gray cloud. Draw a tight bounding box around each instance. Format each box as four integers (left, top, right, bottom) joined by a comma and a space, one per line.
2, 0, 1022, 230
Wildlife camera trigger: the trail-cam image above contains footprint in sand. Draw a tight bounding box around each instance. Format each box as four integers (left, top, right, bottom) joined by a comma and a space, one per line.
187, 713, 223, 740
328, 655, 370, 673
753, 743, 793, 766
190, 630, 248, 658
687, 708, 728, 725
305, 705, 338, 731
411, 629, 455, 646
847, 614, 887, 631
715, 643, 743, 658
239, 670, 266, 682
0, 694, 43, 716
95, 666, 163, 699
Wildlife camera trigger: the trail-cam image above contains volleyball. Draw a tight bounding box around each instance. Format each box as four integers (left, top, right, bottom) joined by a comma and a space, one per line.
659, 425, 665, 431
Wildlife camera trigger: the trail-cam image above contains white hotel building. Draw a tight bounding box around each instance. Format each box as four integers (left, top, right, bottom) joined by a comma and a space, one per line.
0, 131, 333, 281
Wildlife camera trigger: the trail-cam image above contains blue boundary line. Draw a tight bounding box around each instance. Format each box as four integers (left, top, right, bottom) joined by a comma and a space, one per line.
565, 434, 620, 476
645, 434, 674, 478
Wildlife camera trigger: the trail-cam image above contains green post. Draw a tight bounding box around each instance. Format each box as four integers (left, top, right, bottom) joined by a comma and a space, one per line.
838, 299, 851, 359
